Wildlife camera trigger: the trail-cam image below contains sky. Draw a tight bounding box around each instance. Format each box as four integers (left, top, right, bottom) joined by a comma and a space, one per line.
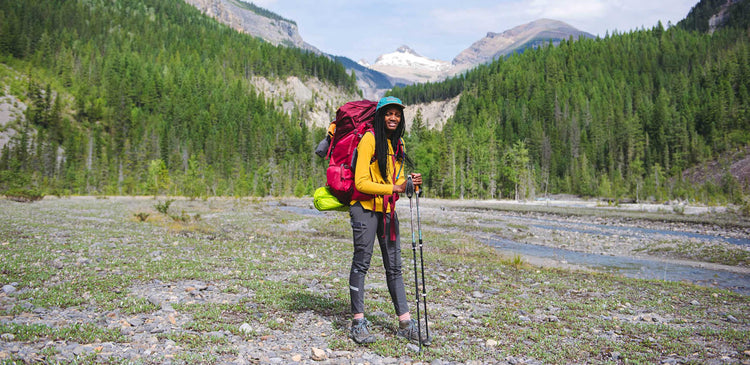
250, 0, 699, 63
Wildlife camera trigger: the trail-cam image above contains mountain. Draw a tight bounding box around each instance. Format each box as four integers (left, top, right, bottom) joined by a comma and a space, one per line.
452, 19, 595, 72
0, 0, 358, 197
333, 56, 407, 100
365, 20, 594, 86
390, 0, 750, 202
184, 1, 596, 97
184, 0, 320, 53
184, 0, 400, 100
367, 46, 453, 85
678, 0, 750, 32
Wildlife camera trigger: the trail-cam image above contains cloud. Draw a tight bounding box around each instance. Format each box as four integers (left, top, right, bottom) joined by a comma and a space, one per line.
527, 0, 609, 20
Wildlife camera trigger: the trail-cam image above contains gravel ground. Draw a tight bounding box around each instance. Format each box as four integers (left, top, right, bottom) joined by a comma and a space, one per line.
0, 196, 748, 364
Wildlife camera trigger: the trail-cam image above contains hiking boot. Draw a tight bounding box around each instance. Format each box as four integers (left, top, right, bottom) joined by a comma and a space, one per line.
397, 319, 431, 345
349, 318, 376, 344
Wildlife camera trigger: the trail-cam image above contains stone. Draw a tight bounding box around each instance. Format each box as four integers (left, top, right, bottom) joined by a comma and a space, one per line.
239, 323, 253, 335
486, 339, 498, 347
2, 285, 16, 294
311, 347, 326, 361
1, 333, 15, 341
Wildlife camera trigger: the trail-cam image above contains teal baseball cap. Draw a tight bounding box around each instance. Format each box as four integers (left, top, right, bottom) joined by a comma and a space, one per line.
376, 96, 404, 111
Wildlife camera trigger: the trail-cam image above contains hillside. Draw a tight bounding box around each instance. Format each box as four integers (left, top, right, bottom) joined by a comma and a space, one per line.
393, 0, 750, 204
183, 0, 319, 52
0, 0, 357, 197
1, 0, 749, 208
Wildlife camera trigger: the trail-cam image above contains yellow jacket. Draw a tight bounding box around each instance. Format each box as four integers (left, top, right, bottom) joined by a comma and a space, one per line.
351, 132, 405, 213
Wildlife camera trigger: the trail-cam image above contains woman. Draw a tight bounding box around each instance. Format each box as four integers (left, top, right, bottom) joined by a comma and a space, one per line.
347, 96, 428, 345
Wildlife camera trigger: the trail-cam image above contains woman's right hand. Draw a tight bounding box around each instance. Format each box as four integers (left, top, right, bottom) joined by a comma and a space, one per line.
393, 181, 407, 194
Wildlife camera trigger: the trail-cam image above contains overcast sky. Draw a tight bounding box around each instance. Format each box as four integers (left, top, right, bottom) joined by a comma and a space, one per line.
250, 0, 699, 63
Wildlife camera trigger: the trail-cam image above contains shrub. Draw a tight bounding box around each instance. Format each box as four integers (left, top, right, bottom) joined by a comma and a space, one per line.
134, 212, 150, 222
740, 195, 750, 217
3, 188, 44, 202
154, 199, 174, 215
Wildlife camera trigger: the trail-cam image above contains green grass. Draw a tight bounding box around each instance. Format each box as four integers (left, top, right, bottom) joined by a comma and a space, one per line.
0, 323, 126, 343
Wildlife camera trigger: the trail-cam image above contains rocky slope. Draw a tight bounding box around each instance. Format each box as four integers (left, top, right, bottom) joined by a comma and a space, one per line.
248, 76, 358, 129
452, 19, 595, 72
403, 96, 460, 131
183, 0, 319, 53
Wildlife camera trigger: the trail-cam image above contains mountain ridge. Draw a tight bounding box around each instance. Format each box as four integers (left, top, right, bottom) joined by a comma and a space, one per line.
365, 19, 595, 86
452, 18, 595, 72
183, 0, 597, 97
183, 0, 320, 53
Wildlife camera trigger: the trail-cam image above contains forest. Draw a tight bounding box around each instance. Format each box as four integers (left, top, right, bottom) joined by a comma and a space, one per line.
393, 1, 750, 204
0, 0, 748, 207
0, 0, 356, 198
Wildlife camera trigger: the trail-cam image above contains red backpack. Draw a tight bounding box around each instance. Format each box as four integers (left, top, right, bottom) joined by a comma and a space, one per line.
325, 100, 377, 204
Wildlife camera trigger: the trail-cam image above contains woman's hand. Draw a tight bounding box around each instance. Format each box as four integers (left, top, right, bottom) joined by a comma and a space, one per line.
410, 173, 422, 186
393, 173, 422, 194
393, 181, 407, 194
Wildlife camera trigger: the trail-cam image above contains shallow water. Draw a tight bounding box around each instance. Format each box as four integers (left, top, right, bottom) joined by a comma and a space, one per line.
485, 236, 750, 295
505, 215, 750, 246
277, 201, 749, 295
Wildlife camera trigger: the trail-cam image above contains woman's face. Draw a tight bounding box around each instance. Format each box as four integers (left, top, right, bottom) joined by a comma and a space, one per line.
383, 106, 402, 133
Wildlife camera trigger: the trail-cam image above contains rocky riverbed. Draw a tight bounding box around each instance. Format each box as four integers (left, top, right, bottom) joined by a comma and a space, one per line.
1, 196, 748, 364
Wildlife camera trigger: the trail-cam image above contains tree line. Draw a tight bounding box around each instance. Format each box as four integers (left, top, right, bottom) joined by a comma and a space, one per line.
0, 0, 356, 197
1, 0, 748, 206
395, 20, 749, 204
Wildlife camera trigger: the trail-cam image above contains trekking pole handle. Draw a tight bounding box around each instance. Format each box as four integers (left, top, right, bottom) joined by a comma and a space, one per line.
406, 175, 414, 198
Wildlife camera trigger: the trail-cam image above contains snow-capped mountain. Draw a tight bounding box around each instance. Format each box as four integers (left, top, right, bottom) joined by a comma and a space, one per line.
367, 46, 453, 85
372, 46, 451, 72
365, 19, 593, 86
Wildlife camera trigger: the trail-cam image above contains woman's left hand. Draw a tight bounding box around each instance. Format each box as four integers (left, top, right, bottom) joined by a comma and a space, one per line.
410, 173, 422, 186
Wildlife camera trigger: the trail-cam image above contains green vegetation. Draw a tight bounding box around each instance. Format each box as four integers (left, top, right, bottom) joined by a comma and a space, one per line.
0, 0, 356, 197
678, 0, 750, 32
2, 187, 44, 202
230, 0, 296, 25
394, 14, 750, 204
0, 0, 748, 207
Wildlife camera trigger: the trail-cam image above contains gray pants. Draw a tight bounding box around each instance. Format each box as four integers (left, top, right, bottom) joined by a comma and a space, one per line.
348, 202, 410, 316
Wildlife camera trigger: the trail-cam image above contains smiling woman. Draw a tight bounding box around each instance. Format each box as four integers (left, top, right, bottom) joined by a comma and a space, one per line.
345, 96, 429, 346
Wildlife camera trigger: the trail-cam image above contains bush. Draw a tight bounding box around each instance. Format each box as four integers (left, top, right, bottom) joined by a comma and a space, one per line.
740, 195, 750, 217
3, 188, 44, 202
134, 212, 150, 222
154, 199, 174, 215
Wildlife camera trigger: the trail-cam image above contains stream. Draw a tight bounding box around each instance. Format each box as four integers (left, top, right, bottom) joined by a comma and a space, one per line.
280, 203, 750, 295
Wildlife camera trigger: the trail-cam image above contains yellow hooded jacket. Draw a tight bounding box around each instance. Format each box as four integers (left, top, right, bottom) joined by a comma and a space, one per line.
351, 132, 404, 213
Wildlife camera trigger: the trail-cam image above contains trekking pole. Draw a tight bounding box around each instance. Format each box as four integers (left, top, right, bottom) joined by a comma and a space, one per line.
406, 176, 423, 351
415, 183, 430, 345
